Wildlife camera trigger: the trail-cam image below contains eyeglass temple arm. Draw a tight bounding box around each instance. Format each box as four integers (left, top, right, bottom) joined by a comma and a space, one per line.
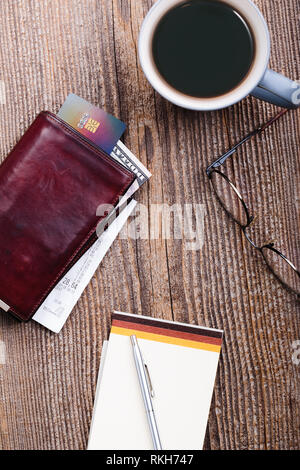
206, 130, 258, 174
206, 109, 289, 176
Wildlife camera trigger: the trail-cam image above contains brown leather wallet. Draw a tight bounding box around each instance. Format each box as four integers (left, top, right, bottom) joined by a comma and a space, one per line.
0, 111, 135, 321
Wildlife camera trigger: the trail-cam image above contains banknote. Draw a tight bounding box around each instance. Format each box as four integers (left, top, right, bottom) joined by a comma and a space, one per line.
92, 140, 151, 239
111, 141, 151, 188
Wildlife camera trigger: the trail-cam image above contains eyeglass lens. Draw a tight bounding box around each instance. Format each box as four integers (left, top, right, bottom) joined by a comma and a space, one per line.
261, 246, 300, 294
210, 170, 249, 227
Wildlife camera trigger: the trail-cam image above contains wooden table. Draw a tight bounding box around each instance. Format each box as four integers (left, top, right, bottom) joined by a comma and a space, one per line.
0, 0, 299, 450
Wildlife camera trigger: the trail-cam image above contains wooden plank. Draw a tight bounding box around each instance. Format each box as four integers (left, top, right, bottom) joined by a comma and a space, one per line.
0, 0, 299, 450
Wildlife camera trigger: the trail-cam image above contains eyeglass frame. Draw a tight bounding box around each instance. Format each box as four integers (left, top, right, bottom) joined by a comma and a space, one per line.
206, 109, 300, 297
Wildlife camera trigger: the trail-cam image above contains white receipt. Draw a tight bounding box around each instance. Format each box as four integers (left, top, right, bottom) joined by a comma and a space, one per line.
33, 200, 137, 333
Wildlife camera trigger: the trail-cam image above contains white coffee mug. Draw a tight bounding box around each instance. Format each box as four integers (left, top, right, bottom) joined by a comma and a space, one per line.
139, 0, 300, 111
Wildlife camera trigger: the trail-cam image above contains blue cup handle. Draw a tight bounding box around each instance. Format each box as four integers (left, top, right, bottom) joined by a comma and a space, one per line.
251, 69, 300, 108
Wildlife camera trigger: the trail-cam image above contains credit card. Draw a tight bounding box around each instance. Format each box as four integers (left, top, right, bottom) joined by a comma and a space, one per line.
57, 94, 126, 154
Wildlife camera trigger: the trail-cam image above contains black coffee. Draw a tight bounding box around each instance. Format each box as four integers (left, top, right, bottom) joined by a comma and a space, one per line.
152, 0, 254, 98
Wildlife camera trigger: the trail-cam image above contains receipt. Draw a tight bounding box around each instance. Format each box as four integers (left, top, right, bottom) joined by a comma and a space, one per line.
33, 200, 137, 333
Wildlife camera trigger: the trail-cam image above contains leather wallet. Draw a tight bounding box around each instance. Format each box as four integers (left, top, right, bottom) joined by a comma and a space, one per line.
0, 111, 135, 321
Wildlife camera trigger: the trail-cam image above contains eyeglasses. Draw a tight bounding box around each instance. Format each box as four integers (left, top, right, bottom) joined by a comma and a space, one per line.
206, 109, 300, 298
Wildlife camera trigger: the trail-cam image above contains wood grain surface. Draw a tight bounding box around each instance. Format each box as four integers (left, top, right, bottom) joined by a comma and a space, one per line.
0, 0, 299, 450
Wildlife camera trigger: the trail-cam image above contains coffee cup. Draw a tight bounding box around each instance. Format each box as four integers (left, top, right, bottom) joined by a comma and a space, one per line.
139, 0, 300, 111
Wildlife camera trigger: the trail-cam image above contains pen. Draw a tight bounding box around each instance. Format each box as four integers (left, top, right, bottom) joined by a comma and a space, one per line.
130, 335, 162, 450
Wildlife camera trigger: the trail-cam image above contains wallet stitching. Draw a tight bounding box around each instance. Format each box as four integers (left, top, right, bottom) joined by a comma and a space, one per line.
2, 112, 135, 321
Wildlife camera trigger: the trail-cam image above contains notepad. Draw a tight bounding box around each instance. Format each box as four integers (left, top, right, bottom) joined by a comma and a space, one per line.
88, 312, 223, 450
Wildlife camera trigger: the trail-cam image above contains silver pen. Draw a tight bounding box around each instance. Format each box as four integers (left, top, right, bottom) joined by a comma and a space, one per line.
130, 335, 162, 450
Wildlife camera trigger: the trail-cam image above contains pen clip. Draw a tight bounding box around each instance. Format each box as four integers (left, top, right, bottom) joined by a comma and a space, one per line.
144, 362, 155, 398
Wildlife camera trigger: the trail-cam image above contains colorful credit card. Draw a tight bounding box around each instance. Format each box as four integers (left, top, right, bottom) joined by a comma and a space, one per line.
57, 94, 126, 154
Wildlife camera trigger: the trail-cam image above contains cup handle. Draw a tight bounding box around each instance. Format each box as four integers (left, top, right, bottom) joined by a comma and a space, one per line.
251, 69, 300, 108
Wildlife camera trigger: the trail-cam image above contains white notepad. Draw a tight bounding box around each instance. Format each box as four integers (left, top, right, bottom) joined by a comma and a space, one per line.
88, 312, 223, 450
